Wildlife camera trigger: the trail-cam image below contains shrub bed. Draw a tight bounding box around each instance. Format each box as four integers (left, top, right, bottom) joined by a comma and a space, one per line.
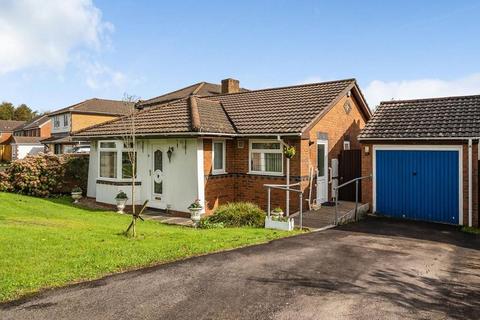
0, 153, 89, 197
200, 202, 266, 228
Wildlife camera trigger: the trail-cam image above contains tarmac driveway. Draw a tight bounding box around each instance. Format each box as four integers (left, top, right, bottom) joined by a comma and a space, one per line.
2, 217, 479, 320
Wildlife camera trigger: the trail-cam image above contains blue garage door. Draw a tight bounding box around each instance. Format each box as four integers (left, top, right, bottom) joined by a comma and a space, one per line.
376, 150, 459, 224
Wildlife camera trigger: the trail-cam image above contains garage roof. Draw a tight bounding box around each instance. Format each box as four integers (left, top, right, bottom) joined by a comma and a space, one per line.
359, 94, 480, 139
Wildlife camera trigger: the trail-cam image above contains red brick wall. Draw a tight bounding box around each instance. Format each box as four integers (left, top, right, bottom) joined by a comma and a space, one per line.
202, 91, 369, 215
361, 141, 479, 227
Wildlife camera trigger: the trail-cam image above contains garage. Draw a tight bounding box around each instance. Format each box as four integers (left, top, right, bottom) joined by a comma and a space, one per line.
358, 94, 480, 227
374, 147, 461, 224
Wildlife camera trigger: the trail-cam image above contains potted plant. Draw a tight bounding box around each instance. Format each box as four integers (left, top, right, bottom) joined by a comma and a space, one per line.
265, 207, 294, 231
284, 145, 296, 159
271, 207, 284, 217
188, 199, 203, 227
71, 187, 82, 204
115, 191, 128, 214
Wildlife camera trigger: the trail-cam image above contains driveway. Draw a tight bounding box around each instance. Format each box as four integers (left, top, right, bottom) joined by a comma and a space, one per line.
2, 217, 479, 320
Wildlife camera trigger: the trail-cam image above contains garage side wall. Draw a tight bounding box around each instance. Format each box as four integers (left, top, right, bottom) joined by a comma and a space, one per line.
361, 141, 479, 227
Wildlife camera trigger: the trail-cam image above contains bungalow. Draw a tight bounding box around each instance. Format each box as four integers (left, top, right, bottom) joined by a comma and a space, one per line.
73, 78, 371, 216
359, 95, 480, 227
42, 98, 134, 154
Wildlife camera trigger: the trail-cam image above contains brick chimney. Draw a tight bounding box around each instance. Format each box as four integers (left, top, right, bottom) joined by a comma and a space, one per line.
221, 78, 240, 94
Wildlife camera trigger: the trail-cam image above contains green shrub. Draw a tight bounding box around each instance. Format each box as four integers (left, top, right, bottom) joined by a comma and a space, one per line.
0, 171, 11, 192
63, 155, 89, 192
6, 154, 65, 197
203, 202, 266, 228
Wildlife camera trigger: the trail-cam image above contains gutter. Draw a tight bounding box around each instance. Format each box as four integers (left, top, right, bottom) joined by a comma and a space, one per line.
468, 139, 473, 227
72, 132, 303, 140
359, 136, 480, 141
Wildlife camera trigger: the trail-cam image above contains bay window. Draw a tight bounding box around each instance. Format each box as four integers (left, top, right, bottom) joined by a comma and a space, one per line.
98, 141, 136, 180
249, 140, 283, 175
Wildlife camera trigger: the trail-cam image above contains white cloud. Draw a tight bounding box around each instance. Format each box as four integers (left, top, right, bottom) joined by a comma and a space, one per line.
82, 60, 127, 89
0, 0, 113, 74
365, 74, 480, 108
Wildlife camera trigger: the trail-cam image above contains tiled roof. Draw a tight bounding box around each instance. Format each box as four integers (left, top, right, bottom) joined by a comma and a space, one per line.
49, 98, 134, 116
208, 79, 356, 134
74, 79, 362, 138
10, 136, 43, 144
0, 120, 25, 132
359, 94, 480, 139
137, 82, 249, 108
22, 114, 51, 130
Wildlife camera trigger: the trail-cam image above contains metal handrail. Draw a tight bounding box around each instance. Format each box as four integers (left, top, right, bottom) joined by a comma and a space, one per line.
333, 174, 372, 224
264, 183, 303, 229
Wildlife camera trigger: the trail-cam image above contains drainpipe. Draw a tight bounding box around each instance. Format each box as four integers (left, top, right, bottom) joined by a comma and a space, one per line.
277, 136, 290, 216
468, 139, 473, 227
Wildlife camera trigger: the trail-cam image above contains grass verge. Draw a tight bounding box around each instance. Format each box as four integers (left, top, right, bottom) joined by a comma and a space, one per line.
0, 192, 301, 302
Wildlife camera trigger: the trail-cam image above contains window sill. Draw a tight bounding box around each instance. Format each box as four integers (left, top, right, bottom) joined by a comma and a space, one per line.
247, 171, 284, 177
212, 170, 227, 175
97, 179, 142, 186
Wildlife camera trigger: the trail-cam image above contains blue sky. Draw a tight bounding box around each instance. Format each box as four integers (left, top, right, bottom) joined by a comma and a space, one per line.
1, 0, 480, 112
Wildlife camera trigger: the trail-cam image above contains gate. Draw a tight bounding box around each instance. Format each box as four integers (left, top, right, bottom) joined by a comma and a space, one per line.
338, 149, 361, 201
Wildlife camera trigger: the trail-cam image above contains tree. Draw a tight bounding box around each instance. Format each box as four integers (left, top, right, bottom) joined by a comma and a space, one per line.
0, 102, 15, 120
13, 104, 36, 121
121, 94, 140, 237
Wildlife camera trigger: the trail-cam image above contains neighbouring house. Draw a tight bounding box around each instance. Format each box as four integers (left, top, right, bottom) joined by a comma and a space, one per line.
41, 98, 134, 154
7, 114, 51, 160
0, 120, 25, 161
73, 78, 371, 216
359, 94, 480, 227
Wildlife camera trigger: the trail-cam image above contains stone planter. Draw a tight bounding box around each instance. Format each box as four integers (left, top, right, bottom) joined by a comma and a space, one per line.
265, 216, 294, 231
189, 207, 203, 227
116, 198, 128, 214
71, 191, 82, 204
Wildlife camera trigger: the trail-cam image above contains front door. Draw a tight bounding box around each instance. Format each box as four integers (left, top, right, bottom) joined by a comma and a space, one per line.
151, 145, 165, 207
316, 140, 329, 204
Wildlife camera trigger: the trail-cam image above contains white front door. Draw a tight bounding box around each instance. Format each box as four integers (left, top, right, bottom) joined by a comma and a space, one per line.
151, 144, 165, 208
316, 140, 329, 204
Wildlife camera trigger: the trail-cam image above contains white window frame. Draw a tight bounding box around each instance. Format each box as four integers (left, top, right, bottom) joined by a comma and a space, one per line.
63, 114, 69, 127
212, 139, 226, 175
248, 139, 283, 176
98, 140, 137, 181
53, 116, 60, 128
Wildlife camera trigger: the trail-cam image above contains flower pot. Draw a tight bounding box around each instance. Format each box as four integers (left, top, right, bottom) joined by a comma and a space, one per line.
265, 216, 294, 231
189, 207, 203, 227
116, 198, 128, 214
71, 191, 82, 204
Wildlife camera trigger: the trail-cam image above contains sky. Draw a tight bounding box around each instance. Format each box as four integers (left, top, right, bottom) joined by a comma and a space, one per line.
1, 0, 480, 112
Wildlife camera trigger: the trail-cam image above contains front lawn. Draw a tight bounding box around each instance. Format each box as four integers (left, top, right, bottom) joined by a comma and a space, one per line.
0, 193, 299, 302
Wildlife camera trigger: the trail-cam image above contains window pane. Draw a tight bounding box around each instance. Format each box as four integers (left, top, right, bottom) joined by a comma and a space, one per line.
100, 142, 116, 149
251, 152, 262, 171
252, 142, 280, 150
213, 142, 224, 170
265, 153, 282, 173
153, 149, 163, 194
100, 151, 117, 178
122, 152, 136, 179
317, 144, 325, 177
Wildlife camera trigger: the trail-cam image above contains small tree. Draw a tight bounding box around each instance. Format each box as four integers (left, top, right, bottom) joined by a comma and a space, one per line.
121, 94, 140, 237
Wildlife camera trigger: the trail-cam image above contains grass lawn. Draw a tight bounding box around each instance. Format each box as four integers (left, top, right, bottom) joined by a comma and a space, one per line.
0, 192, 300, 302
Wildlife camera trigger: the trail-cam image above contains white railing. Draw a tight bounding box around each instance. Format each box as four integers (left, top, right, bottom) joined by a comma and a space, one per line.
333, 175, 372, 224
264, 182, 304, 229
